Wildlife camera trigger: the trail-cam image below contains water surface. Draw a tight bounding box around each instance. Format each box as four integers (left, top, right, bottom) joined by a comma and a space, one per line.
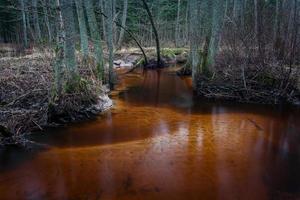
0, 68, 300, 199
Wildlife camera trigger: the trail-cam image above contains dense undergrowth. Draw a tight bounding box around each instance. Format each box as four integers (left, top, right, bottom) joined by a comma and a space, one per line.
0, 50, 111, 146
177, 49, 300, 105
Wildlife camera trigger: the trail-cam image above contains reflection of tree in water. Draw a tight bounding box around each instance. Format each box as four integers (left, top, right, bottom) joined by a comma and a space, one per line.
261, 114, 300, 196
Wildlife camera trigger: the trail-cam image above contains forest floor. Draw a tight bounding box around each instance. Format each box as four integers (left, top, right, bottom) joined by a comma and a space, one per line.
0, 49, 112, 146
176, 52, 300, 105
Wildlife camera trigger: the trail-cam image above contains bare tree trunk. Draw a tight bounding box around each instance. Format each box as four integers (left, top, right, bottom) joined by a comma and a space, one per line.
112, 0, 118, 45
189, 0, 200, 86
84, 0, 104, 81
53, 0, 64, 96
105, 0, 114, 87
141, 0, 162, 66
60, 0, 78, 82
99, 0, 106, 41
273, 0, 282, 59
42, 0, 52, 42
98, 10, 148, 64
175, 0, 181, 47
32, 0, 41, 41
254, 0, 264, 60
75, 0, 89, 57
20, 0, 28, 48
184, 1, 189, 45
208, 0, 225, 72
117, 0, 128, 49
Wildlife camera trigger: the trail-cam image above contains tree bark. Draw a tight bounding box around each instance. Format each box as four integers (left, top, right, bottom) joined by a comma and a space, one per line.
20, 0, 28, 48
60, 0, 78, 80
208, 0, 225, 72
254, 0, 265, 59
99, 0, 106, 41
84, 0, 104, 81
54, 0, 65, 96
42, 0, 52, 42
175, 0, 181, 47
75, 0, 89, 57
117, 0, 128, 49
141, 0, 162, 66
98, 11, 148, 64
32, 0, 41, 41
189, 0, 200, 86
106, 0, 114, 87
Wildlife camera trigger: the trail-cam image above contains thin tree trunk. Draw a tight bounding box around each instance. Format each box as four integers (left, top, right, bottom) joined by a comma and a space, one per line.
273, 0, 282, 58
112, 0, 118, 45
20, 0, 28, 48
60, 0, 78, 81
184, 1, 189, 45
141, 0, 162, 66
254, 0, 264, 59
99, 0, 106, 41
99, 10, 148, 64
117, 0, 128, 49
106, 0, 114, 87
189, 0, 200, 86
208, 0, 225, 72
75, 0, 89, 57
274, 0, 280, 42
54, 0, 65, 96
42, 0, 52, 42
32, 0, 41, 41
84, 0, 104, 81
175, 0, 181, 47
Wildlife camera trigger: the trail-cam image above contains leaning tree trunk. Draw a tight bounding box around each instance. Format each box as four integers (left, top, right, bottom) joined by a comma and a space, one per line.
84, 0, 104, 81
117, 0, 128, 49
20, 0, 28, 48
60, 0, 78, 83
99, 11, 148, 64
75, 0, 89, 58
141, 0, 162, 67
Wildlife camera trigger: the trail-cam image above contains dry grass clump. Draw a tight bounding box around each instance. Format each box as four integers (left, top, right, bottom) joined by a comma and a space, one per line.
0, 49, 109, 146
196, 52, 300, 104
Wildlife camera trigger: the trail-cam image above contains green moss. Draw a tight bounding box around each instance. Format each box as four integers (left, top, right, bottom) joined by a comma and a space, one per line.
161, 48, 187, 59
64, 75, 85, 94
136, 58, 146, 66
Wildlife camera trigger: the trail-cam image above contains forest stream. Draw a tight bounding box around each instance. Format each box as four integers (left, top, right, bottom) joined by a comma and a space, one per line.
0, 67, 300, 200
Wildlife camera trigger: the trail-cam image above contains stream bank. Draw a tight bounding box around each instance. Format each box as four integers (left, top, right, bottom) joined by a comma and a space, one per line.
0, 51, 112, 146
0, 47, 188, 146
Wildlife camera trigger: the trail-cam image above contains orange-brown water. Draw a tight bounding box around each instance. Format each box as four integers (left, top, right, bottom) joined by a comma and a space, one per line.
0, 68, 300, 200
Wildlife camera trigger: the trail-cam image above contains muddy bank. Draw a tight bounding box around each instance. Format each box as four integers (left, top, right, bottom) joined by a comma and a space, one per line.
0, 51, 112, 146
